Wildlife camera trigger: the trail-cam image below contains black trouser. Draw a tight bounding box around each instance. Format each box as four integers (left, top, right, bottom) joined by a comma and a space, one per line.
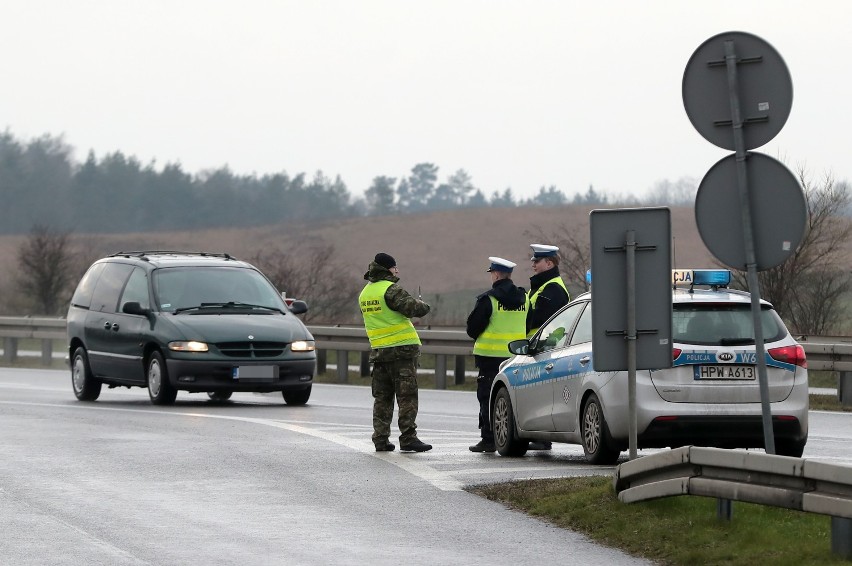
475, 356, 506, 442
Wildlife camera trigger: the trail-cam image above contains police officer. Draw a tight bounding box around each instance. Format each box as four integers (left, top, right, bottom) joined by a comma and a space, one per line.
526, 243, 570, 450
466, 257, 527, 452
359, 252, 433, 453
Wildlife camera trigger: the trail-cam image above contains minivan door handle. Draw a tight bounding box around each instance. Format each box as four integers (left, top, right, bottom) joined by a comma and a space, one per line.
111, 323, 120, 331
580, 356, 591, 365
544, 363, 554, 371
104, 321, 112, 329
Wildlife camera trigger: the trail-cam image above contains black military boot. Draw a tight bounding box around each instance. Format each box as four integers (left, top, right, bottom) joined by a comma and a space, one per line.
400, 439, 432, 452
469, 439, 496, 453
375, 441, 396, 452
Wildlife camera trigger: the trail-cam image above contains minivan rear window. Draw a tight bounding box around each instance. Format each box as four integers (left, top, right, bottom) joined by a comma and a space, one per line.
70, 262, 106, 308
673, 304, 787, 345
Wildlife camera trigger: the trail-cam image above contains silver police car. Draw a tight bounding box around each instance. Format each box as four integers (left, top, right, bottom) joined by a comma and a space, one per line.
489, 269, 809, 464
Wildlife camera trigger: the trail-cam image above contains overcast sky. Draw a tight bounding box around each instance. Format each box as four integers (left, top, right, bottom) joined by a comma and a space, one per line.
1, 1, 849, 201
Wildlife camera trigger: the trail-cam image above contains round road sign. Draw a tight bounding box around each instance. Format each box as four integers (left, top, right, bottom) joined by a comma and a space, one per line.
695, 152, 806, 271
683, 31, 792, 151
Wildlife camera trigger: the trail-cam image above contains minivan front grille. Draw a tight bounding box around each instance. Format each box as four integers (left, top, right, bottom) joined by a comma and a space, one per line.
217, 341, 287, 358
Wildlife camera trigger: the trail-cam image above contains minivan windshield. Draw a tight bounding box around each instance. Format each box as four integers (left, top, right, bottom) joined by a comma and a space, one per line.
673, 304, 787, 346
153, 267, 285, 313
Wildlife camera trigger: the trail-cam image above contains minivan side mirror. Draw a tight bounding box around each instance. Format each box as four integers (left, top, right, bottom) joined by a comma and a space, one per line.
508, 339, 530, 356
122, 301, 151, 316
288, 300, 308, 315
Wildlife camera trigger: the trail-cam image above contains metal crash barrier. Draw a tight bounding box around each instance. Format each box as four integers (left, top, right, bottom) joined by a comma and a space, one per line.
2, 316, 852, 391
614, 446, 852, 558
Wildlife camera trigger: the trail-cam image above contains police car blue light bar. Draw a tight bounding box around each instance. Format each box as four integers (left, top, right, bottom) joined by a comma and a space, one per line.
672, 269, 731, 287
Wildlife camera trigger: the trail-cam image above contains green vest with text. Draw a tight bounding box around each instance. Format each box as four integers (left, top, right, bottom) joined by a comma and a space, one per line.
473, 295, 528, 357
359, 280, 421, 349
526, 276, 569, 338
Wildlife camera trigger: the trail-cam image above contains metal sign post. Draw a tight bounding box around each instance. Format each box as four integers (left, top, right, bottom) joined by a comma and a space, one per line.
684, 31, 806, 456
722, 39, 774, 454
590, 207, 672, 460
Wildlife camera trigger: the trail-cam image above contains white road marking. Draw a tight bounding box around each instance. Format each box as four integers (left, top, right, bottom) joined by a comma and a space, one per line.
0, 400, 465, 491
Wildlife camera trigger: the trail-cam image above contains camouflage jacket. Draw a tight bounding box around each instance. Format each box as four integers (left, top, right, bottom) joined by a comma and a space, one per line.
363, 261, 431, 362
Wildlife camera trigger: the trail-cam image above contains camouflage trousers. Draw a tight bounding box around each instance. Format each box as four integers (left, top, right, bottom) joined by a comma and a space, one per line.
371, 356, 420, 445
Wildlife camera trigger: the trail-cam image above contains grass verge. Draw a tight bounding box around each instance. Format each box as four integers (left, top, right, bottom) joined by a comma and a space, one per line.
472, 476, 841, 565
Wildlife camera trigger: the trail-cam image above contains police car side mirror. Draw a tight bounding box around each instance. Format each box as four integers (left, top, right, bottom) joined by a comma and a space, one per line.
508, 339, 530, 356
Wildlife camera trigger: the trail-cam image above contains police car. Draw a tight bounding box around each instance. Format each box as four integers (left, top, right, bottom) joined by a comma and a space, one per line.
489, 269, 809, 464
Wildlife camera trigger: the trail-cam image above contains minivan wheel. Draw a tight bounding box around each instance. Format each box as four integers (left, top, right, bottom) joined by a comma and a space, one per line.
147, 351, 177, 405
492, 388, 528, 457
581, 393, 620, 465
71, 347, 102, 401
282, 385, 311, 406
207, 391, 233, 402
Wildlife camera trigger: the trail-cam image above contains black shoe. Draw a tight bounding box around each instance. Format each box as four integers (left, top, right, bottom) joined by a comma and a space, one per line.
528, 441, 552, 450
400, 439, 432, 452
469, 440, 496, 453
375, 441, 396, 452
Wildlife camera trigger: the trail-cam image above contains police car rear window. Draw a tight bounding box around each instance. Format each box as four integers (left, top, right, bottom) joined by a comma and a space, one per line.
672, 304, 787, 346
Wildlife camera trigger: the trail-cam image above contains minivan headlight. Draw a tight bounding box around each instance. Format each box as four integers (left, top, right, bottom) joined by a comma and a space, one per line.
169, 341, 209, 352
290, 340, 315, 352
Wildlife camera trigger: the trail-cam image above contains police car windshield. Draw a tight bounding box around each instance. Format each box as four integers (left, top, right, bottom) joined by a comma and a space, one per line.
154, 267, 285, 313
672, 304, 787, 346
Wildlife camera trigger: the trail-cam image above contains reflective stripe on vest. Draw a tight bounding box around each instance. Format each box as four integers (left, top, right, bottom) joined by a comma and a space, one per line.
526, 276, 569, 338
359, 280, 421, 348
473, 295, 528, 357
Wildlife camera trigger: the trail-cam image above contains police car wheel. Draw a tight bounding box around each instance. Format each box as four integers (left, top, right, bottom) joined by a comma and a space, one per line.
492, 388, 528, 457
71, 347, 102, 402
581, 393, 620, 465
775, 439, 806, 458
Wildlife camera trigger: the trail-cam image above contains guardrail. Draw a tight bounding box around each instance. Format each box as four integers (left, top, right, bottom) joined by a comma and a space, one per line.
614, 446, 852, 558
2, 316, 852, 390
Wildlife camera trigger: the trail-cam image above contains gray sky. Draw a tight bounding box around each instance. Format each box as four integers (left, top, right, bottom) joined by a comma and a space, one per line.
1, 0, 849, 201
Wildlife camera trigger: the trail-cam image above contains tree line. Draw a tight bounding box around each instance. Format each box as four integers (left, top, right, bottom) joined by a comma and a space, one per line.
0, 130, 701, 235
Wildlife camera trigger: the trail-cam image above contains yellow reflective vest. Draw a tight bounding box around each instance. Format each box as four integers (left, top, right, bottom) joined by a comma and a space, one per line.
359, 280, 421, 349
526, 276, 569, 338
473, 295, 527, 357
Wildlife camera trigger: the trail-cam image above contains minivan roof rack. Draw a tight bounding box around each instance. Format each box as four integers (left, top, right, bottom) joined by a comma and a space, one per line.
110, 251, 234, 260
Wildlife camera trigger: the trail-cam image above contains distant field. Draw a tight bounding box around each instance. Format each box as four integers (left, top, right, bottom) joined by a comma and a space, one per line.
0, 205, 717, 298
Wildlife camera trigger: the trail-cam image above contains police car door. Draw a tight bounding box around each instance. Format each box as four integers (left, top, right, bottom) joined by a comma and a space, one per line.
515, 302, 585, 432
551, 300, 592, 432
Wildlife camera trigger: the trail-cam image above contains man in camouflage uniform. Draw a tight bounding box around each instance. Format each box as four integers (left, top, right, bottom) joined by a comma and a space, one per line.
359, 253, 433, 452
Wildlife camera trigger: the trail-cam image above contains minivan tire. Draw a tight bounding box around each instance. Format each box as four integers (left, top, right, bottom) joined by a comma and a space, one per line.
72, 347, 102, 401
147, 351, 177, 405
282, 385, 311, 406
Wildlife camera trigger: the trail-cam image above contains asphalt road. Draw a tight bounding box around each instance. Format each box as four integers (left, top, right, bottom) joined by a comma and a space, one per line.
3, 368, 851, 565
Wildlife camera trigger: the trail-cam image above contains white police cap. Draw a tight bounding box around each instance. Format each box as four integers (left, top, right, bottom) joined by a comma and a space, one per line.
486, 256, 516, 273
530, 243, 559, 260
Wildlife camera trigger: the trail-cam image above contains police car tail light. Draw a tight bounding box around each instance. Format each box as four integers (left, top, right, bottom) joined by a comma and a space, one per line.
768, 345, 807, 368
672, 348, 682, 361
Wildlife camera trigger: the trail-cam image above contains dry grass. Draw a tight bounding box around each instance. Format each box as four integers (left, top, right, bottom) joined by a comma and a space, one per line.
0, 205, 719, 298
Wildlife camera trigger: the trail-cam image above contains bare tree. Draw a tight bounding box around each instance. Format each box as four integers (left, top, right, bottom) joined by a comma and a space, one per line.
16, 224, 76, 315
729, 169, 852, 334
249, 240, 361, 324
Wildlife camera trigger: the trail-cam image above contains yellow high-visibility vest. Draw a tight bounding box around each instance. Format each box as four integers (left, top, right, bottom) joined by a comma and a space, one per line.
359, 280, 421, 349
526, 276, 569, 338
473, 295, 527, 357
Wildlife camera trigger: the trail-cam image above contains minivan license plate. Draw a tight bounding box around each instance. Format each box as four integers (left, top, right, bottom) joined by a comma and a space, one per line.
233, 365, 278, 380
694, 365, 755, 380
